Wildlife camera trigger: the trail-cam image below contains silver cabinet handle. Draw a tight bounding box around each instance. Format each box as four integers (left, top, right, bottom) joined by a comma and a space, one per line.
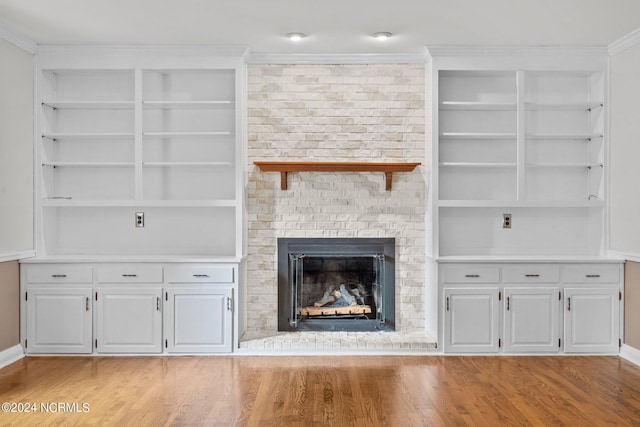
122, 274, 138, 278
193, 274, 210, 278
51, 274, 67, 278
465, 274, 480, 278
586, 274, 601, 278
525, 274, 540, 278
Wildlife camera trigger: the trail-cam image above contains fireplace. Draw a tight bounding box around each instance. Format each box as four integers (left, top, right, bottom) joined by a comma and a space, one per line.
278, 238, 395, 332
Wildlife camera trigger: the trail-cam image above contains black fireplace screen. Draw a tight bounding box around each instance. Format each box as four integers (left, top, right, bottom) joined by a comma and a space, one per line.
278, 238, 395, 332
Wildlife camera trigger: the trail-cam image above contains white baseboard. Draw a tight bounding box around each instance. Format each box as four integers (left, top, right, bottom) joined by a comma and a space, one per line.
0, 344, 24, 370
620, 344, 640, 367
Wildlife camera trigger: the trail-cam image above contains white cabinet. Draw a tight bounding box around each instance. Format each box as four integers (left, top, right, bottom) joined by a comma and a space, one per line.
440, 262, 622, 354
564, 288, 620, 353
21, 261, 241, 355
164, 264, 235, 353
164, 288, 233, 353
504, 287, 560, 353
26, 287, 92, 354
444, 288, 500, 353
96, 288, 163, 353
35, 47, 246, 259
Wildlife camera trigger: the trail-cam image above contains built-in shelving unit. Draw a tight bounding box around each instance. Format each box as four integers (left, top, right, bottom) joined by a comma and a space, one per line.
35, 47, 246, 258
427, 47, 622, 355
434, 66, 606, 257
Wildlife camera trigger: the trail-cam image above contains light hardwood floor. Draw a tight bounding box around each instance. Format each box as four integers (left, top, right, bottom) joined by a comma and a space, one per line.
0, 355, 639, 426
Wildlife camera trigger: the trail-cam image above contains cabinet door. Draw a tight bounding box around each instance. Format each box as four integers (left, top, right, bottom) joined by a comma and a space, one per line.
165, 287, 233, 353
444, 288, 500, 353
504, 287, 560, 353
26, 288, 92, 354
564, 288, 619, 353
96, 288, 163, 353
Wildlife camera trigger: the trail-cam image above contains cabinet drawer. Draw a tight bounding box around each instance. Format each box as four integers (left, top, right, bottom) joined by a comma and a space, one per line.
165, 265, 235, 283
442, 266, 500, 283
96, 265, 163, 283
562, 264, 620, 283
26, 264, 93, 283
503, 265, 559, 283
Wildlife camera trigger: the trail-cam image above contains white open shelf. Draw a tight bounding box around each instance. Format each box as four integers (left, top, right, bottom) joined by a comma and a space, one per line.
436, 68, 606, 257
37, 59, 244, 259
143, 100, 234, 109
42, 132, 135, 140
42, 100, 135, 110
440, 132, 516, 139
440, 101, 516, 111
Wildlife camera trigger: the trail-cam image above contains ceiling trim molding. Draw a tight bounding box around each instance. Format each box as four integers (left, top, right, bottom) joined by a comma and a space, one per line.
0, 24, 36, 54
608, 28, 640, 56
247, 51, 428, 65
426, 45, 609, 58
36, 44, 250, 57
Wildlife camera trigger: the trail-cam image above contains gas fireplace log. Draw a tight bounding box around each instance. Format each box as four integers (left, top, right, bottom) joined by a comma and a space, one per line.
301, 305, 372, 316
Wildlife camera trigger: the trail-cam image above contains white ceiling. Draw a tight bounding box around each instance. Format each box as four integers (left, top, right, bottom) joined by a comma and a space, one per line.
1, 0, 640, 54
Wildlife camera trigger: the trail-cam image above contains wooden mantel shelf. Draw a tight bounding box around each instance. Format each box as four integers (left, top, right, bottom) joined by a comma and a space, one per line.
253, 161, 421, 191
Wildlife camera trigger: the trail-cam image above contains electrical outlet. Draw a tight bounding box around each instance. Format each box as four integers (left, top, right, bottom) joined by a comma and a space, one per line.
135, 212, 144, 228
503, 213, 512, 229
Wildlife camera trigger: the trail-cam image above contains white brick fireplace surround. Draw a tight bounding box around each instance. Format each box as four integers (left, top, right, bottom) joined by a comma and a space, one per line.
243, 63, 433, 351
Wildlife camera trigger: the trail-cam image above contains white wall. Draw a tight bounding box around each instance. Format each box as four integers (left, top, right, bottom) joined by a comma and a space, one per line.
609, 40, 640, 258
0, 37, 34, 260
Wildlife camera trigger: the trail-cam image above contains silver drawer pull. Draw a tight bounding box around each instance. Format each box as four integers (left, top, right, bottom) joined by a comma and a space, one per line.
586, 274, 601, 278
122, 274, 138, 278
193, 274, 210, 278
525, 274, 540, 278
464, 274, 480, 278
51, 274, 67, 278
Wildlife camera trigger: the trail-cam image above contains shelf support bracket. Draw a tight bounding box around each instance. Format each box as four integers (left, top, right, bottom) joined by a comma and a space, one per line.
385, 172, 393, 191
280, 171, 288, 190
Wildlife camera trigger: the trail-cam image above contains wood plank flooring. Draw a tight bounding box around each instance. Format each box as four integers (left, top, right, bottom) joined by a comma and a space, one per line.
0, 355, 639, 426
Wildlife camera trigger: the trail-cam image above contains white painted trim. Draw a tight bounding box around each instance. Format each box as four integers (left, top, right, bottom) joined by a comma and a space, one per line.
608, 28, 640, 56
247, 52, 427, 65
0, 25, 36, 54
0, 251, 35, 263
35, 44, 250, 69
608, 250, 640, 263
620, 344, 640, 367
36, 44, 249, 57
0, 344, 24, 370
426, 45, 609, 58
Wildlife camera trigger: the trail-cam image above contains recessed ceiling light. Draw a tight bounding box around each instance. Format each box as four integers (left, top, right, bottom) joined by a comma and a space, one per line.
287, 32, 306, 41
373, 32, 392, 41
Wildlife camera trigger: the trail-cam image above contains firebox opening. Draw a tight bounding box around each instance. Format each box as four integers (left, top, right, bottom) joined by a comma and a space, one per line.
278, 238, 395, 332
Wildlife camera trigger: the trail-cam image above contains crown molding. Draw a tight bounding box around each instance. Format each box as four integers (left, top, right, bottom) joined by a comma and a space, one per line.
35, 44, 250, 68
247, 50, 428, 65
0, 24, 36, 54
36, 44, 249, 57
609, 28, 640, 56
426, 44, 609, 58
